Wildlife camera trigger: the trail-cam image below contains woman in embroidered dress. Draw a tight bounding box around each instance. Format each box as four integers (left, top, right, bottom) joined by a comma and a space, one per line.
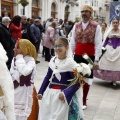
10, 39, 39, 120
37, 37, 91, 120
0, 43, 16, 120
94, 18, 120, 86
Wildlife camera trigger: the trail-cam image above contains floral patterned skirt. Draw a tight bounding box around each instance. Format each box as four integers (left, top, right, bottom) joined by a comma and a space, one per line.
68, 93, 84, 120
94, 70, 120, 81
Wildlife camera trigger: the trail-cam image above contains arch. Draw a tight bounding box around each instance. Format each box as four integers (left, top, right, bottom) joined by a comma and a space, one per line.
51, 2, 58, 19
64, 5, 70, 21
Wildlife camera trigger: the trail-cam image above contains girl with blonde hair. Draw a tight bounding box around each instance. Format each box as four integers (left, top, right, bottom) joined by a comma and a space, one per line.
10, 39, 39, 120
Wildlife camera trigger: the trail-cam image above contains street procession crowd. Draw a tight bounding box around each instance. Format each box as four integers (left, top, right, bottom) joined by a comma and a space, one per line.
0, 4, 120, 120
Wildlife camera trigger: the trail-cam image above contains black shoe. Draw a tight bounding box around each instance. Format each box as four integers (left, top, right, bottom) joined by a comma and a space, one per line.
36, 61, 40, 64
45, 60, 50, 62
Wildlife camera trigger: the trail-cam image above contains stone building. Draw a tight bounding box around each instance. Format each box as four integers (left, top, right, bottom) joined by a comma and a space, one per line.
78, 0, 107, 24
0, 0, 79, 21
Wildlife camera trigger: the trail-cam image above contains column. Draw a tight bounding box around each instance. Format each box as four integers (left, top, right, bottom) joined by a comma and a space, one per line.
27, 1, 32, 18
13, 0, 18, 16
0, 0, 1, 16
61, 1, 65, 20
47, 0, 51, 19
42, 0, 45, 20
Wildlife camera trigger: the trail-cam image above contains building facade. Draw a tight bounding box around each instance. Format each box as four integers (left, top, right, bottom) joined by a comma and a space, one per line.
0, 0, 79, 21
78, 0, 109, 24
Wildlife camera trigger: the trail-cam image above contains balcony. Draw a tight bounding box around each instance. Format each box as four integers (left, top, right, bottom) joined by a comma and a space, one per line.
66, 0, 78, 6
70, 0, 77, 4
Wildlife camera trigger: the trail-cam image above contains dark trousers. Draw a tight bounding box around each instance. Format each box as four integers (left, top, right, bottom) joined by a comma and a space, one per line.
6, 47, 14, 70
44, 47, 51, 62
42, 46, 45, 56
51, 48, 55, 56
34, 42, 40, 53
74, 54, 95, 105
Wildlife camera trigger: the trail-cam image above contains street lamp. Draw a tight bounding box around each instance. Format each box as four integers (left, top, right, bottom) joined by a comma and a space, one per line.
19, 0, 29, 15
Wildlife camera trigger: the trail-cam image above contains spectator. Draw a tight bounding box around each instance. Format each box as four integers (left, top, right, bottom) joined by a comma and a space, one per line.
9, 15, 22, 44
30, 18, 41, 64
21, 15, 30, 39
101, 23, 107, 41
0, 17, 14, 69
43, 21, 56, 62
65, 21, 74, 38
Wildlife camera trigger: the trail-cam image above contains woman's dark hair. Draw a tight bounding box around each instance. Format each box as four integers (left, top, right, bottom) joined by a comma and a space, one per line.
59, 19, 63, 25
58, 37, 69, 46
10, 15, 21, 26
103, 23, 107, 28
112, 17, 119, 23
27, 18, 30, 22
68, 21, 74, 25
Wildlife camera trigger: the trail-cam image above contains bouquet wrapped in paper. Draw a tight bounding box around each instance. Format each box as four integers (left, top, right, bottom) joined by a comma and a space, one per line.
82, 53, 103, 77
82, 53, 94, 69
66, 63, 91, 89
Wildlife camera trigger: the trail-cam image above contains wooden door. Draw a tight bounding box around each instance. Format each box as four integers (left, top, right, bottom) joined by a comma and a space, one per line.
51, 11, 56, 19
1, 0, 13, 18
32, 7, 39, 18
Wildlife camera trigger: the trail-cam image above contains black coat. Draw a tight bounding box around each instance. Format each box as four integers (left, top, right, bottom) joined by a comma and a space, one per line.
22, 22, 30, 39
0, 24, 14, 69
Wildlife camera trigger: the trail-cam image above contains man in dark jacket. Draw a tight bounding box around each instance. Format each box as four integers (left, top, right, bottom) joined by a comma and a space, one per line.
21, 15, 30, 39
30, 18, 41, 63
0, 17, 14, 69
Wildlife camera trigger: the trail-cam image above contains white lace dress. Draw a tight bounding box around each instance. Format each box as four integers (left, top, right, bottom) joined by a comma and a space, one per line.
10, 55, 36, 120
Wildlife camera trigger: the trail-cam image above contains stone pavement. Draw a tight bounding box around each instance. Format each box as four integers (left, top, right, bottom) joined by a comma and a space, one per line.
35, 54, 120, 120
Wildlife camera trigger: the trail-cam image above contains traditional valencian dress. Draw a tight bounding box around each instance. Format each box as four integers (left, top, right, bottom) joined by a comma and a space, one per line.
10, 55, 39, 120
94, 30, 120, 81
38, 55, 91, 120
0, 43, 16, 120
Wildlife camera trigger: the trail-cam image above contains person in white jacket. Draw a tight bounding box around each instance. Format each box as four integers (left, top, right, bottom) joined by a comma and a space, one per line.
0, 43, 16, 120
10, 39, 39, 120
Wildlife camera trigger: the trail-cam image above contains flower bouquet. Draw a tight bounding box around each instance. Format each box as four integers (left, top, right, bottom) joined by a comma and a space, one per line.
66, 63, 91, 89
19, 0, 29, 7
82, 53, 94, 69
67, 69, 86, 89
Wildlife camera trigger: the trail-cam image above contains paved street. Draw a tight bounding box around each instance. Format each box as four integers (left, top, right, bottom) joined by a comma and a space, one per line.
35, 54, 120, 120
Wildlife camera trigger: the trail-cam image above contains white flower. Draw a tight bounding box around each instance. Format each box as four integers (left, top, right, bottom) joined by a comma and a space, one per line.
82, 54, 89, 60
76, 64, 83, 73
88, 63, 93, 69
80, 63, 91, 76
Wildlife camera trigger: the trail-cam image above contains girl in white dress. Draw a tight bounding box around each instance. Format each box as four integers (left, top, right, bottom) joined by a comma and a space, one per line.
37, 37, 91, 120
10, 39, 39, 120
